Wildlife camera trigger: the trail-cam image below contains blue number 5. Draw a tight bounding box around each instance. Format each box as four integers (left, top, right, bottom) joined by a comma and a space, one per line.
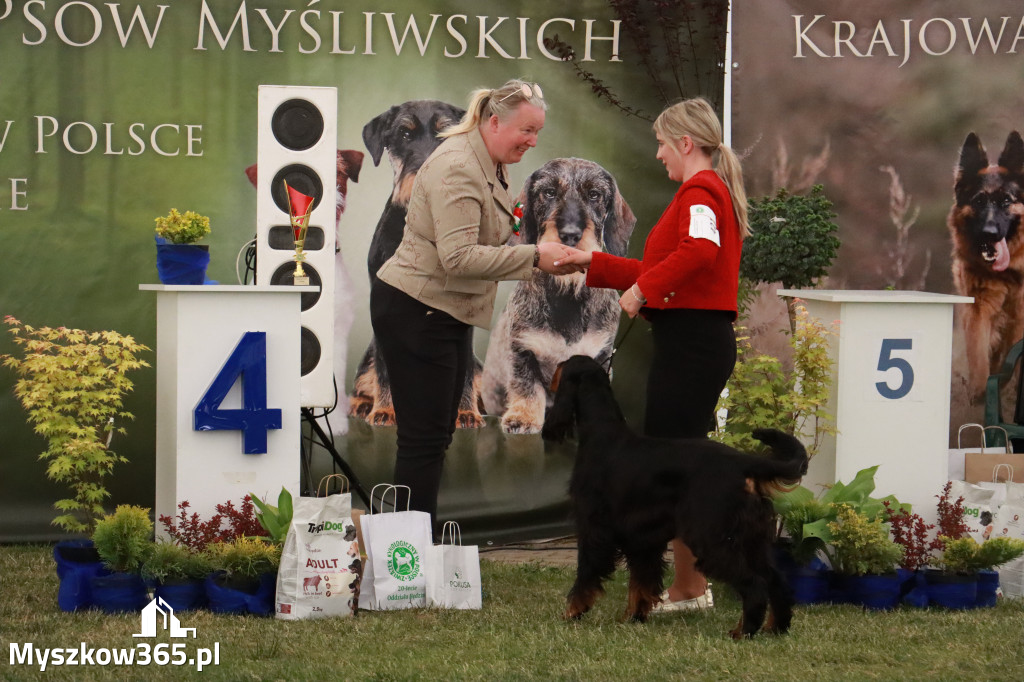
194, 332, 283, 454
876, 338, 914, 400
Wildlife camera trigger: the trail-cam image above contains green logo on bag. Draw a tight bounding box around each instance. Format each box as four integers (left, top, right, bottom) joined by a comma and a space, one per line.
386, 540, 420, 581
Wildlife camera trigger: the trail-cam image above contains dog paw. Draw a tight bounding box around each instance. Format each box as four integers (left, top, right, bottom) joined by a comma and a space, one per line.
348, 396, 373, 419
501, 415, 542, 435
369, 409, 396, 427
456, 410, 485, 429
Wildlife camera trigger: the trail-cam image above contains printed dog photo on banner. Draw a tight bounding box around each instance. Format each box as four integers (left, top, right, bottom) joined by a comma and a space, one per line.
347, 99, 489, 429
482, 158, 636, 434
948, 131, 1024, 401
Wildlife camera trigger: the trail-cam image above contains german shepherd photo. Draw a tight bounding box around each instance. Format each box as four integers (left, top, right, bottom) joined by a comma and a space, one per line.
950, 131, 1024, 399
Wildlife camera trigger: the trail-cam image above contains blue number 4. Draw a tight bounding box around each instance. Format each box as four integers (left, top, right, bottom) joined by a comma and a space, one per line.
194, 332, 283, 454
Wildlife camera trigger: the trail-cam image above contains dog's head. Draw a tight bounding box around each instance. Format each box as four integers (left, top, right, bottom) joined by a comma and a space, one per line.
517, 158, 636, 262
245, 149, 364, 228
952, 131, 1024, 272
362, 100, 465, 206
541, 355, 611, 443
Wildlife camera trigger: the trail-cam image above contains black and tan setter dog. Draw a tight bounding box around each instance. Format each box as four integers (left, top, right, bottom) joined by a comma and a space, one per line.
542, 355, 808, 638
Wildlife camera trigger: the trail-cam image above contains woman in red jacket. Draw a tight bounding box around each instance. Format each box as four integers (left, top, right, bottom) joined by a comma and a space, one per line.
555, 97, 750, 613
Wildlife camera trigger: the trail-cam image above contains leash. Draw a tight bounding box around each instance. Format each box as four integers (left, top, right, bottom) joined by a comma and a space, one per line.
601, 314, 638, 373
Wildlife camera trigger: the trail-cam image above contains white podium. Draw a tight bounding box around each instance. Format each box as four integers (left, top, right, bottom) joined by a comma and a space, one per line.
778, 290, 972, 520
140, 284, 313, 531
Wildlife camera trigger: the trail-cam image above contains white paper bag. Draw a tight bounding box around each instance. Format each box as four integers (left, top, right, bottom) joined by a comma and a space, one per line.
358, 484, 431, 611
991, 503, 1024, 598
948, 480, 997, 543
276, 476, 361, 620
426, 521, 482, 610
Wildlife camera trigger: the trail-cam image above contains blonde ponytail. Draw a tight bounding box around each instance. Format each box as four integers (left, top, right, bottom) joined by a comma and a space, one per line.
653, 98, 750, 238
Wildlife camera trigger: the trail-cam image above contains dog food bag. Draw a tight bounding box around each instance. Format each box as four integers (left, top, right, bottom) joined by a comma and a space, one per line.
276, 488, 360, 620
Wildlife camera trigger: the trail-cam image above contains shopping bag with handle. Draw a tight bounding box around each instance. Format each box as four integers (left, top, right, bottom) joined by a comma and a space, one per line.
426, 521, 482, 610
358, 484, 431, 611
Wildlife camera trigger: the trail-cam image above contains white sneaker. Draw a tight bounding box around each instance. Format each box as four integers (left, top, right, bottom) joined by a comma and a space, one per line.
650, 585, 714, 613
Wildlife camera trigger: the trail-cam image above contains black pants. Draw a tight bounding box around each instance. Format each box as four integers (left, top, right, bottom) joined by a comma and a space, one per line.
643, 308, 736, 439
369, 280, 472, 530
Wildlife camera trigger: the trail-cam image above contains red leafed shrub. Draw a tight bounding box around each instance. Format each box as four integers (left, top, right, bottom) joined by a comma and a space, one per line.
933, 481, 971, 548
883, 500, 934, 571
158, 496, 268, 551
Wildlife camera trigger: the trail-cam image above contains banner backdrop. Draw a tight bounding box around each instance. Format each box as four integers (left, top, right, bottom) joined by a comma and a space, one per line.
0, 0, 714, 541
732, 0, 1024, 441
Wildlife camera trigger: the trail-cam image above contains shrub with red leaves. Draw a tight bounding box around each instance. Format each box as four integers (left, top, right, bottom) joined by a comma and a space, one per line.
158, 496, 268, 551
884, 500, 934, 571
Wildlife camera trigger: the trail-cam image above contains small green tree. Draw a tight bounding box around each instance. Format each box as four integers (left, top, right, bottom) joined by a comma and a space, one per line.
743, 185, 841, 332
715, 303, 838, 457
2, 316, 150, 533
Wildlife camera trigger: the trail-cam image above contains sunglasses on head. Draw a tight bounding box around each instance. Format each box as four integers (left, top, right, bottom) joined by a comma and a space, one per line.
497, 82, 544, 104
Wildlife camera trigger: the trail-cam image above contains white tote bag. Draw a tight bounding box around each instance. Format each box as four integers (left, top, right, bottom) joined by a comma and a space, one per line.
276, 475, 361, 620
426, 521, 482, 610
358, 484, 431, 611
991, 503, 1024, 598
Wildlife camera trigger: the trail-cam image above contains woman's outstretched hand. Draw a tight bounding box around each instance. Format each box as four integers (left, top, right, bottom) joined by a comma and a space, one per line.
537, 243, 589, 275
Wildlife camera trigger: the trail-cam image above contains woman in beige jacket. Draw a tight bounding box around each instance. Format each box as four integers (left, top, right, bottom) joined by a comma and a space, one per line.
371, 79, 581, 530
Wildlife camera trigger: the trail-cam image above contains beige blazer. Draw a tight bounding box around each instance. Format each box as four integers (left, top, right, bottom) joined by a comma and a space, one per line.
376, 129, 536, 329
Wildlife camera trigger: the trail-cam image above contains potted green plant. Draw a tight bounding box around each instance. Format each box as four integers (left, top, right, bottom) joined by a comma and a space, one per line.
142, 541, 212, 611
930, 536, 1024, 609
154, 208, 212, 284
827, 505, 905, 609
250, 487, 294, 544
204, 536, 281, 616
714, 302, 838, 458
90, 505, 154, 613
2, 316, 149, 611
772, 466, 907, 604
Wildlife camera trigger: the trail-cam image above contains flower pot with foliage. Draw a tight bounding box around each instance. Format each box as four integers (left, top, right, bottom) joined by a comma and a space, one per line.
53, 539, 105, 612
154, 208, 212, 284
827, 505, 905, 609
90, 505, 154, 613
204, 536, 281, 616
142, 541, 212, 611
929, 536, 1024, 609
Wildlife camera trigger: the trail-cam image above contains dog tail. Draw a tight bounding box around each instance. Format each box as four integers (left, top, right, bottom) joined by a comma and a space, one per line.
747, 428, 809, 493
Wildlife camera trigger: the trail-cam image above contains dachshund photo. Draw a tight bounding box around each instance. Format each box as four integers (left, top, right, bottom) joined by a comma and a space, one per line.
542, 356, 808, 638
245, 149, 364, 434
482, 158, 636, 434
348, 99, 489, 429
949, 131, 1024, 399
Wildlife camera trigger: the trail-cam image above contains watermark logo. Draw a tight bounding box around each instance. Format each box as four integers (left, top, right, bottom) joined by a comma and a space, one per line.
134, 597, 196, 638
386, 540, 420, 581
9, 598, 220, 672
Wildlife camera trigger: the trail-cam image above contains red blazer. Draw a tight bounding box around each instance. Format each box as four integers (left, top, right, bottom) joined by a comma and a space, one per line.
587, 170, 741, 317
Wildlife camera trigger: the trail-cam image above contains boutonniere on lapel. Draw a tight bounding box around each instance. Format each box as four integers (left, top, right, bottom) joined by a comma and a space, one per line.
512, 202, 524, 235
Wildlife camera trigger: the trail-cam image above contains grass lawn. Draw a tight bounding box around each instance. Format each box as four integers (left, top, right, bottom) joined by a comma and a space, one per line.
2, 544, 1024, 681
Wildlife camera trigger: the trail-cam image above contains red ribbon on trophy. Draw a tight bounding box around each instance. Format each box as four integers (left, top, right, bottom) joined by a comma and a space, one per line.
284, 181, 314, 285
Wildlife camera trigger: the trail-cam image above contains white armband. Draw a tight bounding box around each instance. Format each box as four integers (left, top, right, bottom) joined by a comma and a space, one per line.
689, 204, 720, 246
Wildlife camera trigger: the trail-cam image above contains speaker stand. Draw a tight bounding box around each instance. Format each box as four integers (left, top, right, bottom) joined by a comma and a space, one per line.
301, 408, 371, 509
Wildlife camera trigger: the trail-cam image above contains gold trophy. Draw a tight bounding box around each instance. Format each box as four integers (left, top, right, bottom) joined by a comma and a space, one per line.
284, 180, 314, 286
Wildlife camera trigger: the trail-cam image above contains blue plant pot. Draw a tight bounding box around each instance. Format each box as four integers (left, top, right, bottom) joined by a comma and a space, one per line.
789, 565, 831, 604
975, 570, 999, 608
850, 572, 902, 610
924, 569, 978, 610
155, 238, 210, 285
90, 572, 149, 613
53, 540, 105, 612
205, 571, 276, 616
155, 578, 208, 611
898, 568, 929, 608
